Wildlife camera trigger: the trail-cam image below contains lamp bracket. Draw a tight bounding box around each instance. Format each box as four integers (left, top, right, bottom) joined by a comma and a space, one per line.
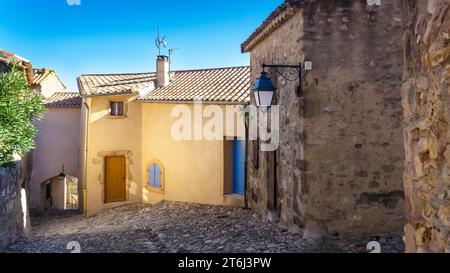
262, 63, 303, 97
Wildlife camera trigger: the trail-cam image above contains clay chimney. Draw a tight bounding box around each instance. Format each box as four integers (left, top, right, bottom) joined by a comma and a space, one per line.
156, 55, 170, 87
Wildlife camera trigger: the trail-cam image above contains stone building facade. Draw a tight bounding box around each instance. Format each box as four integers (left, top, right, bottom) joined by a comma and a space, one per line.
242, 0, 406, 236
402, 0, 450, 253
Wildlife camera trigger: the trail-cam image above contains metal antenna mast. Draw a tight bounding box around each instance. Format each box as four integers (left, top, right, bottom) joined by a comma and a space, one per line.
168, 48, 180, 73
168, 48, 179, 62
155, 27, 168, 56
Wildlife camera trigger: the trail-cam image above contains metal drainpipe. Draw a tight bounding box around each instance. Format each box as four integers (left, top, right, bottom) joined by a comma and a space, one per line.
244, 111, 249, 209
274, 150, 277, 211
82, 100, 90, 217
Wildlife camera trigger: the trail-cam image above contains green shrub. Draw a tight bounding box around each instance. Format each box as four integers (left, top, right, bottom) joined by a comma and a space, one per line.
0, 65, 45, 164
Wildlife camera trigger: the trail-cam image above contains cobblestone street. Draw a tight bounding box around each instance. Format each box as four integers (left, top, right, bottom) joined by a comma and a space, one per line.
2, 202, 404, 253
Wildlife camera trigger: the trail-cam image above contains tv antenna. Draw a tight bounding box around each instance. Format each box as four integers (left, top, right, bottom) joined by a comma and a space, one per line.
169, 48, 180, 62
155, 27, 168, 56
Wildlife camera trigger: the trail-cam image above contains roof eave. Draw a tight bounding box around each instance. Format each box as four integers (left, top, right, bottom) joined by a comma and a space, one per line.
45, 105, 82, 109
241, 1, 304, 53
137, 99, 250, 105
52, 71, 67, 90
80, 90, 138, 98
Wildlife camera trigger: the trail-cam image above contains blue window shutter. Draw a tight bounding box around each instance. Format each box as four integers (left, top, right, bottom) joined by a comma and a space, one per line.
148, 163, 162, 189
148, 165, 155, 188
154, 164, 161, 189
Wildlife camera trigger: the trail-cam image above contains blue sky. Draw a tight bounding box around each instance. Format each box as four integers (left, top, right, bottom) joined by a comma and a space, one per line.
0, 0, 282, 91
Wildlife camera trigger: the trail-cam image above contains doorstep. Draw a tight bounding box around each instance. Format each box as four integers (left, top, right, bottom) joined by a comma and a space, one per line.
224, 193, 245, 207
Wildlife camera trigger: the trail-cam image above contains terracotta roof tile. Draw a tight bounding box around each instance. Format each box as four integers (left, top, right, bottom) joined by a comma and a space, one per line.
77, 72, 156, 96
45, 92, 82, 108
0, 49, 34, 84
32, 68, 52, 85
0, 49, 31, 65
139, 66, 250, 104
77, 66, 251, 104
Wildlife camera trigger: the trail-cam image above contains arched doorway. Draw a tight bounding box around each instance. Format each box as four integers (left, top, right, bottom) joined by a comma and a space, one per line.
40, 175, 79, 211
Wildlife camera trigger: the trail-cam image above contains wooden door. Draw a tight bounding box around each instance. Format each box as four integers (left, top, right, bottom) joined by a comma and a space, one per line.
105, 156, 126, 203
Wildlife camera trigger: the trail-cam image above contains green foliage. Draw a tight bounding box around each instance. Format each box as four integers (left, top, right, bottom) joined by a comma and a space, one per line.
0, 65, 45, 164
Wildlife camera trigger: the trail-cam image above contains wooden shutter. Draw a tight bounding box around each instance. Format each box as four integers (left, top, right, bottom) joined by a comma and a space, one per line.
148, 166, 154, 187
117, 102, 124, 116
110, 102, 117, 116
148, 163, 162, 189
154, 164, 161, 189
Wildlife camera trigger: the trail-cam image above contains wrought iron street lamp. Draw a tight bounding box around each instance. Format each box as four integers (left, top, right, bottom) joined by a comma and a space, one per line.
58, 164, 66, 181
252, 62, 311, 107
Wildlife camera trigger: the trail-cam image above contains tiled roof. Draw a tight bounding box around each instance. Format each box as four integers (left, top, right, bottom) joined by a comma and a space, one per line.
32, 68, 67, 89
32, 68, 52, 85
78, 67, 251, 104
0, 49, 31, 65
241, 0, 305, 53
139, 66, 251, 104
45, 92, 82, 108
77, 73, 156, 97
0, 49, 34, 84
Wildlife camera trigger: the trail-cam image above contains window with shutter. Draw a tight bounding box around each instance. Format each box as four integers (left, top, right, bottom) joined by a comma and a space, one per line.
110, 101, 124, 116
147, 161, 164, 192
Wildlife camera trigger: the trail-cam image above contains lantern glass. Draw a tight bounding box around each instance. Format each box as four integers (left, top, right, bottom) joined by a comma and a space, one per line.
252, 72, 276, 107
254, 91, 275, 107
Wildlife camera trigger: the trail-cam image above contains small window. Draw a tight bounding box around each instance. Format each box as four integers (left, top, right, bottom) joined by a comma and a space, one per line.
147, 162, 164, 192
110, 101, 124, 116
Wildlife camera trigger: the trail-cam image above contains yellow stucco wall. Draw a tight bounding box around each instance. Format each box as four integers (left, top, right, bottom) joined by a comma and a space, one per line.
84, 94, 142, 216
84, 97, 246, 216
140, 103, 246, 206
31, 107, 81, 210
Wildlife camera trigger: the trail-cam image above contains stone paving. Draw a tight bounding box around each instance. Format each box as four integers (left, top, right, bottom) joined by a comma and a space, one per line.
1, 201, 405, 253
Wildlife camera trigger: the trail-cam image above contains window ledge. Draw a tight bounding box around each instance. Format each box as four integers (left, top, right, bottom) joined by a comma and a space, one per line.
108, 115, 127, 119
147, 187, 165, 194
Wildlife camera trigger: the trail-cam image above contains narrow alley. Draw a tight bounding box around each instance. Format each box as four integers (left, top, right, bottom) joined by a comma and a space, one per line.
2, 202, 404, 253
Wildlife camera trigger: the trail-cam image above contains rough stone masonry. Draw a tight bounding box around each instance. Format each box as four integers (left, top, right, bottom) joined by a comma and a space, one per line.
0, 161, 27, 248
402, 0, 450, 253
243, 0, 406, 237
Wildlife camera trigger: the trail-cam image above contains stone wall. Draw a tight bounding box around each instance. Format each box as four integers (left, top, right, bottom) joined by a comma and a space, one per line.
402, 0, 450, 253
247, 0, 405, 237
246, 9, 306, 233
0, 161, 27, 249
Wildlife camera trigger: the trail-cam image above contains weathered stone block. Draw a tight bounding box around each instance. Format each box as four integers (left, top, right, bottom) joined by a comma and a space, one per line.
0, 162, 26, 249
402, 0, 450, 253
245, 0, 405, 237
404, 223, 417, 253
430, 47, 450, 67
